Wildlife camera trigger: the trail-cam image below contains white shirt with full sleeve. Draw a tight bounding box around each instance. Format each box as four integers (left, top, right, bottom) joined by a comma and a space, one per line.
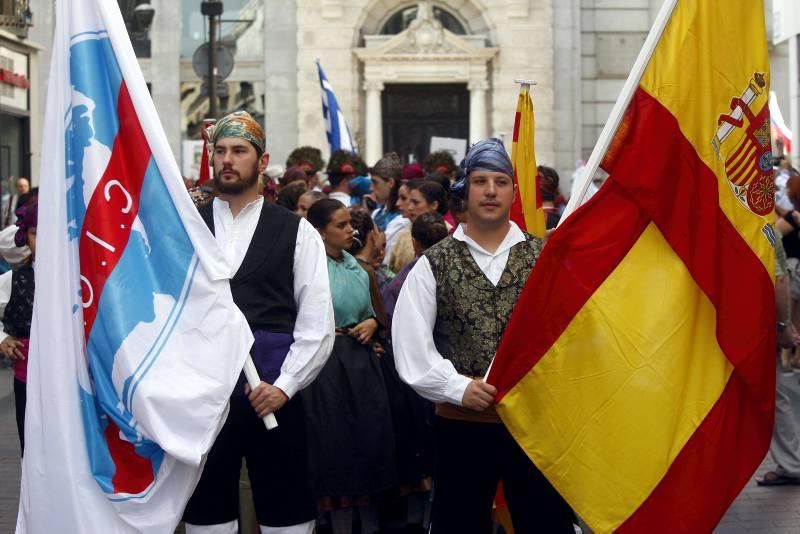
391, 222, 527, 406
212, 196, 335, 399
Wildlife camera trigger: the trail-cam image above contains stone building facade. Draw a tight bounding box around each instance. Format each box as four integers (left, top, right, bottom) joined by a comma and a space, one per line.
24, 0, 794, 188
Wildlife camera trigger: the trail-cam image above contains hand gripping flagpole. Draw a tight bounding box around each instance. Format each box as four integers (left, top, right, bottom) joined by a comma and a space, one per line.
243, 355, 279, 430
557, 0, 680, 227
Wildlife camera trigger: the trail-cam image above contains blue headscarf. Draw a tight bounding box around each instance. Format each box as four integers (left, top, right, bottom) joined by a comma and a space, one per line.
450, 138, 514, 197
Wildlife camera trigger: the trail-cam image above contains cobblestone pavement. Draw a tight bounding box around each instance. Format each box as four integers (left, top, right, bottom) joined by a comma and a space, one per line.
1, 365, 800, 533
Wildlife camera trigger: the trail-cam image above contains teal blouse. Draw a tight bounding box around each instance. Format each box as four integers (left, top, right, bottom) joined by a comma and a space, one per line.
327, 251, 375, 328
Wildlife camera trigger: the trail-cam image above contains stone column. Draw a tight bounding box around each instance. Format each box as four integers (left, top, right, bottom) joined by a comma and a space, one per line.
150, 0, 182, 159
364, 80, 384, 166
790, 35, 800, 164
469, 80, 489, 143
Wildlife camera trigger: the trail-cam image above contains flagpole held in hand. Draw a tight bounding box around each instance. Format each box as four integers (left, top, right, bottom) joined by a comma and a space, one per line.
557, 0, 679, 226
243, 355, 279, 430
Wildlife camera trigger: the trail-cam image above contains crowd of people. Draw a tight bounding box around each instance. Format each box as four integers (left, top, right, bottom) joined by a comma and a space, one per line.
0, 105, 580, 533
174, 111, 576, 534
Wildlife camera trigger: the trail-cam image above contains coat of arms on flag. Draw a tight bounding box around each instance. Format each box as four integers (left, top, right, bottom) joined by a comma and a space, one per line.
713, 72, 774, 216
488, 1, 776, 532
18, 1, 253, 532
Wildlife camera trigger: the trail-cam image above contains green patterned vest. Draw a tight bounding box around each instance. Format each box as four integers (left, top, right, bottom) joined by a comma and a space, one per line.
425, 232, 542, 377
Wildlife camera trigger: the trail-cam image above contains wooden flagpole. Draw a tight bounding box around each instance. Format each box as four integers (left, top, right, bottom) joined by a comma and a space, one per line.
244, 355, 279, 429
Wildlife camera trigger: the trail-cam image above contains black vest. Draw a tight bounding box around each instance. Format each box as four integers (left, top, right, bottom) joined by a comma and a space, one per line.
425, 234, 542, 376
3, 263, 34, 339
199, 200, 300, 333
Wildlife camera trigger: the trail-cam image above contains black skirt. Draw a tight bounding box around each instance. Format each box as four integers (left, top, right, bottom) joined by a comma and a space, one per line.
303, 334, 397, 498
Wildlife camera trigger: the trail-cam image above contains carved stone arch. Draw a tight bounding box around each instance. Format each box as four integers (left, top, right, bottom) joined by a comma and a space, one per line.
354, 0, 496, 47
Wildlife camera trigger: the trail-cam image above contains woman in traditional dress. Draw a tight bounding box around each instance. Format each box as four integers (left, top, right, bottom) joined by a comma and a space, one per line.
304, 199, 397, 534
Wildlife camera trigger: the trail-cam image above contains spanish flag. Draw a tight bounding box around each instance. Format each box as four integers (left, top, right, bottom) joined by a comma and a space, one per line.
510, 84, 547, 238
488, 2, 776, 533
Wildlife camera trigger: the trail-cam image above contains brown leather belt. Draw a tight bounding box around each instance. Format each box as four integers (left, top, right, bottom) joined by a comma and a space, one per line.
435, 402, 502, 424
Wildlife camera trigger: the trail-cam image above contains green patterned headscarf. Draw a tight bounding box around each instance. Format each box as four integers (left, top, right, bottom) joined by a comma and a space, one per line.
205, 111, 265, 157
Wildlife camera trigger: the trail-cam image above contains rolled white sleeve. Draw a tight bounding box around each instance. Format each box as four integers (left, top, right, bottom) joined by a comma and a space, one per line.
391, 256, 472, 405
0, 269, 12, 344
273, 219, 335, 399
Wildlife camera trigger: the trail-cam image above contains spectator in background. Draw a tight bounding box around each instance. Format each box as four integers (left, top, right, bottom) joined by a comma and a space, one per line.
538, 165, 565, 230
425, 173, 456, 229
277, 181, 308, 213
383, 212, 449, 326
402, 163, 425, 181
281, 166, 309, 188
423, 150, 457, 182
370, 153, 404, 232
4, 177, 30, 228
287, 146, 326, 191
327, 150, 365, 207
296, 190, 327, 219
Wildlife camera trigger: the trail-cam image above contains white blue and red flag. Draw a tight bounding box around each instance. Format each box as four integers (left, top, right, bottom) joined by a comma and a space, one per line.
17, 1, 253, 532
317, 60, 357, 153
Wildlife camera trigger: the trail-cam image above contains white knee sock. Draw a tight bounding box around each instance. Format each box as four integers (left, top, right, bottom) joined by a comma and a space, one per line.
185, 520, 238, 534
259, 520, 315, 534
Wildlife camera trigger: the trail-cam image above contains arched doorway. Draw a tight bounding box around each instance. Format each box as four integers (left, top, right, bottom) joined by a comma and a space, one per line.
355, 0, 497, 164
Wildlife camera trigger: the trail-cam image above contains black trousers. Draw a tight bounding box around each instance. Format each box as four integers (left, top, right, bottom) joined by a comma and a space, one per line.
14, 378, 25, 456
183, 394, 314, 527
430, 416, 574, 534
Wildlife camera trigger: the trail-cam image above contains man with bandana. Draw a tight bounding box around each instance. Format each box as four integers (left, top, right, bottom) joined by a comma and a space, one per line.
183, 111, 335, 534
392, 139, 574, 533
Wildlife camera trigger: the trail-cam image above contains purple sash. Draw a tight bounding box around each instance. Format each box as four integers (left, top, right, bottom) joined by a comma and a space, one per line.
234, 330, 293, 395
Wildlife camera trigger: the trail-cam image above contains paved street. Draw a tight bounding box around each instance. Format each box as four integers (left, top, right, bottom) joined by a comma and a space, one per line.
1, 365, 800, 533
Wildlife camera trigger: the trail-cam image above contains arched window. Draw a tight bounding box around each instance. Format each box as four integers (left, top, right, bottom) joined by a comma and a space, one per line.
380, 5, 467, 35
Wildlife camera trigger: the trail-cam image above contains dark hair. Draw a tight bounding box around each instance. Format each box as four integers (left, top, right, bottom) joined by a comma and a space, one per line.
415, 181, 449, 216
286, 146, 325, 172
307, 198, 347, 230
402, 179, 424, 192
18, 187, 39, 209
425, 172, 451, 194
280, 166, 308, 187
348, 208, 375, 255
374, 174, 401, 213
537, 165, 560, 201
423, 150, 457, 175
276, 181, 307, 212
327, 149, 366, 187
449, 195, 467, 215
412, 212, 448, 250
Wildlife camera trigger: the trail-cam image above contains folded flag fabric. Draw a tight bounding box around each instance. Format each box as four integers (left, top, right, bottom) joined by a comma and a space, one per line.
488, 1, 776, 532
17, 1, 253, 532
317, 60, 357, 154
510, 85, 546, 238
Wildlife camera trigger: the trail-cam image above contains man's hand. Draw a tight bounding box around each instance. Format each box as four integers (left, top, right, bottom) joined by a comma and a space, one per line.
461, 379, 497, 412
0, 337, 24, 360
246, 382, 288, 418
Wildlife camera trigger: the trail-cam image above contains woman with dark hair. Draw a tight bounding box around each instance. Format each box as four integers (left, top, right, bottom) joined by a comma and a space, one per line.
304, 199, 396, 534
385, 180, 425, 274
538, 165, 566, 229
369, 153, 403, 232
276, 180, 307, 213
407, 182, 450, 228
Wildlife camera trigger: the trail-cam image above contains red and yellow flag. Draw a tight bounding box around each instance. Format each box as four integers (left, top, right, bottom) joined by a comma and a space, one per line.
510, 85, 547, 237
488, 2, 776, 533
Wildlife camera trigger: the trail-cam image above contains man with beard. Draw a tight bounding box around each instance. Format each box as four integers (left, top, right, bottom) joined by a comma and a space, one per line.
184, 111, 335, 534
392, 139, 574, 533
